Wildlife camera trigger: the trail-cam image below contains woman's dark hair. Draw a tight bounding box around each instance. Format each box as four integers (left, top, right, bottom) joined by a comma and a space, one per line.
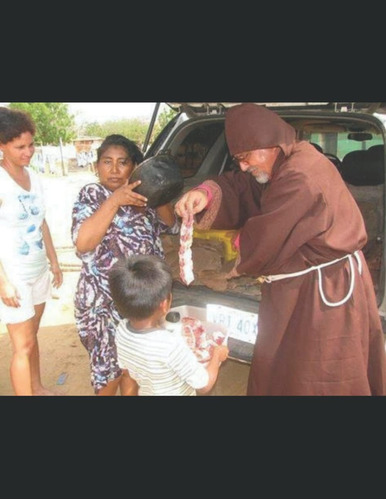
109, 255, 173, 321
97, 134, 144, 165
0, 107, 36, 144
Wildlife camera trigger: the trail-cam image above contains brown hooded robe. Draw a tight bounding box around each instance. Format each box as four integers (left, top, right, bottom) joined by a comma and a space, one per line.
197, 116, 386, 396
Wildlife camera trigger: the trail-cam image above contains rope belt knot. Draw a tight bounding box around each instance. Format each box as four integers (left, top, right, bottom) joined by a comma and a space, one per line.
257, 251, 363, 308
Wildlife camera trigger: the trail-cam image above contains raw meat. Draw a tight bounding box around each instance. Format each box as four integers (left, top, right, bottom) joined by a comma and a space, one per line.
179, 215, 195, 286
181, 316, 226, 364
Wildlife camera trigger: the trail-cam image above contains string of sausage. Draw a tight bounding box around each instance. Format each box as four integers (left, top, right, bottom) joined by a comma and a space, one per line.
179, 214, 195, 286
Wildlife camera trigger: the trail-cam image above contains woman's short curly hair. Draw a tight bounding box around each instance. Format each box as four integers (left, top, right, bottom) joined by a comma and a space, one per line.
0, 107, 36, 144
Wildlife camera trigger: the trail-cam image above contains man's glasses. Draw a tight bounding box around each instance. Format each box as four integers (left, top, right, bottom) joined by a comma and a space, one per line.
232, 151, 252, 166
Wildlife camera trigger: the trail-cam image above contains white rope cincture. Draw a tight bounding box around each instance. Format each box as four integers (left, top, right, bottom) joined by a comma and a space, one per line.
258, 251, 363, 308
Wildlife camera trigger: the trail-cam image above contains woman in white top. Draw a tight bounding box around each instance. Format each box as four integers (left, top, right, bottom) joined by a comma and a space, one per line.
0, 107, 63, 396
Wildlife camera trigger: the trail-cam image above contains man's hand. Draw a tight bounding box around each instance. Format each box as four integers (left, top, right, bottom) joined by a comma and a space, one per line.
175, 189, 209, 220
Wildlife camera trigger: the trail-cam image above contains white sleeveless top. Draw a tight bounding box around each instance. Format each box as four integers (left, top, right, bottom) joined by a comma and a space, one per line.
0, 166, 48, 281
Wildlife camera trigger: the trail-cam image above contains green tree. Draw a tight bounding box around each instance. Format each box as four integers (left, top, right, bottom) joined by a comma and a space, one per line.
154, 106, 177, 136
9, 102, 76, 145
83, 118, 150, 148
148, 107, 178, 147
80, 121, 104, 138
79, 105, 178, 152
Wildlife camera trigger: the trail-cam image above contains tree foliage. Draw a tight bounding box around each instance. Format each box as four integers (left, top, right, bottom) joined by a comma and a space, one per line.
153, 107, 177, 137
9, 102, 76, 146
81, 106, 178, 150
82, 118, 149, 148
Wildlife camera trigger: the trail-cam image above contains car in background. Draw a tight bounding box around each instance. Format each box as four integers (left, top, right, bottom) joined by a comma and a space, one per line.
143, 102, 386, 362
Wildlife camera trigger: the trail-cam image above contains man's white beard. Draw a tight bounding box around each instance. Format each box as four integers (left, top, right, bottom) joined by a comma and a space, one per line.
254, 172, 270, 185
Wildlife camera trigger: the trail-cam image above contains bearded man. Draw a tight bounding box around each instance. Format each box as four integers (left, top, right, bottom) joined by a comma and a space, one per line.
175, 103, 386, 396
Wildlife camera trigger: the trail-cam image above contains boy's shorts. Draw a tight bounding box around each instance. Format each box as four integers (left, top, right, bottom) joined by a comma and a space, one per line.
0, 270, 52, 325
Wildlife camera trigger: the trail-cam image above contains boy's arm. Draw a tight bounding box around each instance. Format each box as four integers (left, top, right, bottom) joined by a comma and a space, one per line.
197, 345, 229, 395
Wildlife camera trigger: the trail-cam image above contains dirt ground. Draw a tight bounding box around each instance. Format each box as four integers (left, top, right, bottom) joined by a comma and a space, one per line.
0, 323, 251, 397
0, 171, 251, 397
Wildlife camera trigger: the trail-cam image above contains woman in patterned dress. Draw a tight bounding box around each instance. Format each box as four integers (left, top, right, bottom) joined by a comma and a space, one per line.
72, 135, 179, 396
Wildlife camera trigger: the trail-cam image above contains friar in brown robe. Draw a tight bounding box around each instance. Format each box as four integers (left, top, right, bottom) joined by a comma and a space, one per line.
175, 103, 386, 396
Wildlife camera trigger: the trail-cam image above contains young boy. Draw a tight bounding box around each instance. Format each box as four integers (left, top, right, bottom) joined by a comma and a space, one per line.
109, 255, 229, 396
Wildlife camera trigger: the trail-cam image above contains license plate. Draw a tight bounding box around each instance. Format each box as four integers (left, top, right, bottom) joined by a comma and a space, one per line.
206, 304, 258, 345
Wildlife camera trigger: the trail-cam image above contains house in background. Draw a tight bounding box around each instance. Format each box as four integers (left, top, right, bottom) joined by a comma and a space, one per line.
73, 136, 103, 169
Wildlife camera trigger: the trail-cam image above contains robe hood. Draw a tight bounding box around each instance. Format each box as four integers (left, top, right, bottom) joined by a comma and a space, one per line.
225, 103, 297, 157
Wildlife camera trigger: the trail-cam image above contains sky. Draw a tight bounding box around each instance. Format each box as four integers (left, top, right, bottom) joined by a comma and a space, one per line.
67, 102, 159, 124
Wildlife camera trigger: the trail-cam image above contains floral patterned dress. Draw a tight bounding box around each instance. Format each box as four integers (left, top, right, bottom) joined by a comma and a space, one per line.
71, 183, 179, 393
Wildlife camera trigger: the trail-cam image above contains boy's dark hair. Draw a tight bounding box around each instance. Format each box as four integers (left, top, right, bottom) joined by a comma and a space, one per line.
109, 255, 173, 321
97, 134, 144, 165
0, 107, 36, 144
